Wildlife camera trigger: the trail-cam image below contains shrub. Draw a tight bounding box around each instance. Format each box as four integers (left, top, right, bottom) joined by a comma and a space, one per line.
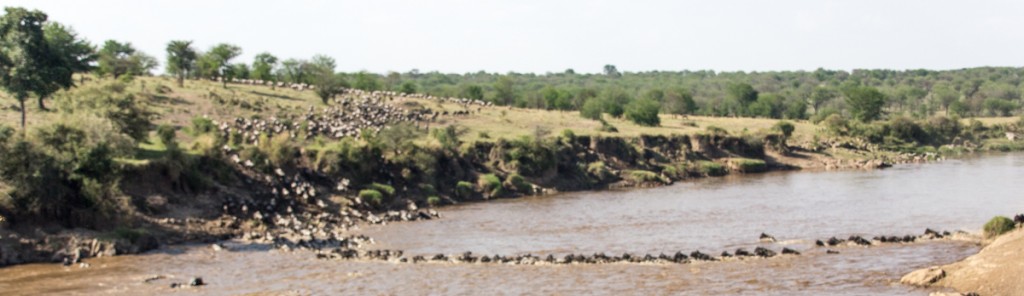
821, 114, 849, 135
156, 124, 177, 148
258, 134, 296, 168
190, 117, 216, 135
368, 183, 396, 197
697, 160, 726, 176
587, 161, 614, 181
504, 174, 532, 193
730, 158, 767, 173
598, 119, 618, 133
359, 189, 384, 206
773, 121, 795, 139
477, 174, 503, 198
625, 170, 665, 184
426, 196, 442, 207
983, 216, 1015, 238
663, 163, 679, 177
625, 98, 661, 126
705, 126, 728, 136
560, 129, 576, 143
580, 99, 604, 120
455, 181, 475, 199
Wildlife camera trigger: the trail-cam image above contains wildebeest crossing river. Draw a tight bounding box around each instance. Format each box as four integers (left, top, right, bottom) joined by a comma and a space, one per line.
2, 153, 1022, 295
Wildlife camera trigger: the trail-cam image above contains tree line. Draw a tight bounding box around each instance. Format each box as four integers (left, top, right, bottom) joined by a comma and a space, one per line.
4, 6, 1024, 131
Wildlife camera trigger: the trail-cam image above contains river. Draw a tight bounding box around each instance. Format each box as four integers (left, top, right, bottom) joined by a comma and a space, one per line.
2, 153, 1022, 295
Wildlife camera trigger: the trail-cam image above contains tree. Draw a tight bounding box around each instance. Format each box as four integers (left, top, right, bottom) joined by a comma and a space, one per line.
251, 52, 278, 83
843, 86, 887, 122
727, 82, 758, 115
493, 76, 515, 105
42, 22, 94, 84
599, 87, 630, 118
36, 22, 95, 110
399, 81, 416, 94
463, 85, 484, 100
309, 55, 345, 104
205, 43, 241, 88
603, 64, 621, 77
809, 87, 835, 114
96, 40, 153, 79
931, 83, 960, 116
783, 99, 808, 120
353, 71, 380, 91
278, 58, 307, 84
625, 98, 661, 126
663, 87, 696, 116
0, 7, 49, 129
579, 98, 603, 120
165, 40, 197, 87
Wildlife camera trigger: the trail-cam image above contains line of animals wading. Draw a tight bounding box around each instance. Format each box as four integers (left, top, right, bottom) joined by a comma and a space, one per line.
307, 227, 985, 266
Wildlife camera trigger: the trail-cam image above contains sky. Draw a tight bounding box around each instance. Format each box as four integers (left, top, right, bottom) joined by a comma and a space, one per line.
5, 0, 1024, 74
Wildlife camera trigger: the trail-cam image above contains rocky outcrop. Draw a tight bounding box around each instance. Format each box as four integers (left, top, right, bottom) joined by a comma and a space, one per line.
901, 267, 945, 286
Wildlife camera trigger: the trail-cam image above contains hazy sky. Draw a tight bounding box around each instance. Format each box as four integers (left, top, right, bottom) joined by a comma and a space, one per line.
6, 0, 1024, 74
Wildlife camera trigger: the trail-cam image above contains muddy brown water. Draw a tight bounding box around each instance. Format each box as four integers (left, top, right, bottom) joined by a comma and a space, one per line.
2, 153, 1022, 295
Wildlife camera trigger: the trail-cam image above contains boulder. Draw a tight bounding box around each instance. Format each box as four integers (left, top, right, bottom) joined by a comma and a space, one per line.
901, 267, 945, 286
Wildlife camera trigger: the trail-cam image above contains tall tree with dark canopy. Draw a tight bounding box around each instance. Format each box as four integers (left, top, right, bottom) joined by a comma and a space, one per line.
0, 7, 49, 129
165, 40, 196, 87
96, 40, 136, 78
310, 54, 345, 104
42, 22, 94, 84
203, 43, 241, 88
843, 86, 887, 122
35, 22, 95, 110
251, 52, 277, 87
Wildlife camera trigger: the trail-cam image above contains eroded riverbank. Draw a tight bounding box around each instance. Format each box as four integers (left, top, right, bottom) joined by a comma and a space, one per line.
1, 153, 1022, 295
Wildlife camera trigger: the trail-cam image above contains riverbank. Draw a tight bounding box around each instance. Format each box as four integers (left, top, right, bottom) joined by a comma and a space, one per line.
903, 226, 1024, 295
1, 77, 1022, 273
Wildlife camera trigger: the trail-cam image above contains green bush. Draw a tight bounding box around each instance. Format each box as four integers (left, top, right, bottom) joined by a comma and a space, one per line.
156, 124, 177, 148
359, 189, 384, 206
697, 160, 726, 176
587, 161, 614, 181
580, 99, 604, 120
705, 126, 728, 136
983, 216, 1015, 238
730, 158, 767, 173
773, 121, 795, 139
625, 170, 665, 184
367, 183, 396, 197
624, 98, 661, 126
426, 196, 442, 207
477, 174, 503, 198
190, 117, 216, 135
598, 119, 618, 133
258, 134, 296, 168
505, 173, 532, 193
455, 181, 475, 199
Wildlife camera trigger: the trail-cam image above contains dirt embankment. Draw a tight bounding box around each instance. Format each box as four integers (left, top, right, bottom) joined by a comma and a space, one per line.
903, 227, 1024, 295
0, 132, 900, 268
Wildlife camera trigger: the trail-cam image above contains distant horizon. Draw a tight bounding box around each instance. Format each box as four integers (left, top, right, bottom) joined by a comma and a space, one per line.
5, 0, 1024, 74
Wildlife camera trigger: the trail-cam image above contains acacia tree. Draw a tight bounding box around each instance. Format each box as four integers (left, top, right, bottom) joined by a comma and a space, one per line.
251, 52, 277, 86
35, 22, 95, 110
843, 86, 887, 122
96, 40, 133, 78
165, 40, 196, 87
310, 54, 345, 104
200, 43, 241, 88
43, 22, 94, 84
0, 7, 49, 129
